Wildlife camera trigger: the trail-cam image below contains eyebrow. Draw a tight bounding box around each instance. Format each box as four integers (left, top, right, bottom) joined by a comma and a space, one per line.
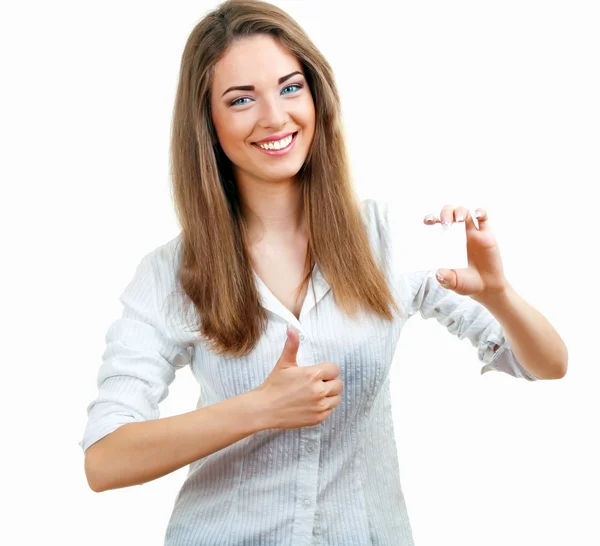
221, 71, 303, 98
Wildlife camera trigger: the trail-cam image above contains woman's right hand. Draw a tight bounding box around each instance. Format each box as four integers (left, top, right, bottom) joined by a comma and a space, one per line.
253, 327, 344, 430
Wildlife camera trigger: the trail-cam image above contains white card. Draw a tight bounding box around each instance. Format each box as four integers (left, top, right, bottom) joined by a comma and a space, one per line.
387, 206, 470, 274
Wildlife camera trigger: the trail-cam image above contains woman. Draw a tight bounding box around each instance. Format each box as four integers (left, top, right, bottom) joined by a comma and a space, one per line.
80, 1, 568, 544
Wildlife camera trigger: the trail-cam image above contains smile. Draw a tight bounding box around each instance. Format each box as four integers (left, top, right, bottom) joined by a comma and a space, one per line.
252, 132, 298, 156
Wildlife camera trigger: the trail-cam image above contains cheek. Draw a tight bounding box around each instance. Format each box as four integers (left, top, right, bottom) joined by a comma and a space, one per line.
308, 111, 316, 137
215, 117, 250, 157
300, 100, 316, 135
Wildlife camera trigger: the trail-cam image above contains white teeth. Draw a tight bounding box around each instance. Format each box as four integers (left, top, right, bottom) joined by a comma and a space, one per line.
257, 134, 294, 150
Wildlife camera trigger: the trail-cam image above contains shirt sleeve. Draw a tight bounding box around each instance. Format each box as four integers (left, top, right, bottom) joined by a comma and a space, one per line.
79, 250, 193, 453
400, 270, 538, 381
371, 197, 539, 381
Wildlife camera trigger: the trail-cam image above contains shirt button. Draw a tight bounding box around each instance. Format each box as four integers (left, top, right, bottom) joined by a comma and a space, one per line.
299, 332, 306, 343
306, 441, 316, 453
302, 497, 311, 508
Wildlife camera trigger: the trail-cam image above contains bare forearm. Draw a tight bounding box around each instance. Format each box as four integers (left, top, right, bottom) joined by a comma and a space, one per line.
474, 282, 568, 380
85, 390, 266, 492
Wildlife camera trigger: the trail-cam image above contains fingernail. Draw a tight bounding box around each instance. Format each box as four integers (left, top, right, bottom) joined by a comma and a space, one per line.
474, 210, 482, 219
436, 271, 445, 282
424, 214, 436, 222
442, 221, 451, 230
456, 214, 464, 222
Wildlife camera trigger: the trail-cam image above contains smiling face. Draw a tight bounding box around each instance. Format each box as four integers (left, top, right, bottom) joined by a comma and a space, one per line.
210, 34, 316, 187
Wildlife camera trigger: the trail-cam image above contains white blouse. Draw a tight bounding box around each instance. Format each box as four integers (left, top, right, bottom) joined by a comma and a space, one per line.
80, 198, 538, 546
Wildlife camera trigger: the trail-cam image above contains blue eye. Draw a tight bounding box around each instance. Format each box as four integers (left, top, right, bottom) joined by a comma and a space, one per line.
231, 97, 251, 107
281, 83, 302, 95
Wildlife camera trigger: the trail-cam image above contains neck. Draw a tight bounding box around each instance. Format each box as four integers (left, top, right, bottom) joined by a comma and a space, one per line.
236, 173, 306, 245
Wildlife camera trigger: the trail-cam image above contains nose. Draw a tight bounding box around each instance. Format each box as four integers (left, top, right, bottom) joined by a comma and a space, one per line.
257, 95, 289, 129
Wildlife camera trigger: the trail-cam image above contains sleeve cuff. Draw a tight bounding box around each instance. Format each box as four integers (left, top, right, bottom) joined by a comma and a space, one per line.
479, 338, 539, 381
79, 401, 146, 453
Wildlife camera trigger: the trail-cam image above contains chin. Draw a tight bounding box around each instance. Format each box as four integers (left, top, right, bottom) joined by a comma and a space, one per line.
251, 156, 305, 181
266, 165, 304, 182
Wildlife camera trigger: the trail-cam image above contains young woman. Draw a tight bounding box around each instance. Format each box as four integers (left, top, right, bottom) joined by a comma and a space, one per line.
80, 1, 568, 544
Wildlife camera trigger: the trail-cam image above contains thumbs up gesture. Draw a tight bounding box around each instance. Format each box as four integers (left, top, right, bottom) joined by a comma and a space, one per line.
255, 327, 344, 430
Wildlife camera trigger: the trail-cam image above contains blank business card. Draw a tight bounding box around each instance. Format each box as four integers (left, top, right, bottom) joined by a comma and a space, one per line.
386, 205, 470, 275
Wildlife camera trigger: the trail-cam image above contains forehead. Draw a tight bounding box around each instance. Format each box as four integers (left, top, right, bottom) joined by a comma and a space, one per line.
211, 34, 302, 91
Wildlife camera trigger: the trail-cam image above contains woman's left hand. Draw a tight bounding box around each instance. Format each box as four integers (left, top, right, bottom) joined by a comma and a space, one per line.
423, 205, 509, 300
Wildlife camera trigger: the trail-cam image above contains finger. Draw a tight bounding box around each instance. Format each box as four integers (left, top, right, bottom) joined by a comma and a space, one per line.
325, 379, 344, 397
473, 207, 489, 230
465, 207, 488, 232
423, 213, 439, 225
435, 268, 458, 290
325, 394, 342, 410
277, 327, 300, 367
439, 204, 454, 228
315, 362, 341, 381
454, 206, 468, 223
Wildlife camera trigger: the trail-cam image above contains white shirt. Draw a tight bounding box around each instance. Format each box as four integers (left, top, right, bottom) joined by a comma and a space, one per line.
80, 198, 538, 546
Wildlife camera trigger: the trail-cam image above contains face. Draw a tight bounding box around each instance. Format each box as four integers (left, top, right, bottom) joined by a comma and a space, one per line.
210, 34, 316, 186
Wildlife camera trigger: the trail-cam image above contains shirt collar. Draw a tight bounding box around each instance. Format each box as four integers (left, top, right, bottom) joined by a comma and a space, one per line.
253, 263, 331, 325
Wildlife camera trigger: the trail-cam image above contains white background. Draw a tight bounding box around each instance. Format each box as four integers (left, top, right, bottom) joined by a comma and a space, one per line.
1, 1, 598, 545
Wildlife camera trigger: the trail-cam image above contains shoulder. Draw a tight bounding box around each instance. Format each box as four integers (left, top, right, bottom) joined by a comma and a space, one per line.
359, 197, 390, 239
360, 197, 389, 224
359, 197, 393, 254
123, 233, 198, 343
141, 233, 183, 276
123, 233, 185, 313
359, 197, 430, 295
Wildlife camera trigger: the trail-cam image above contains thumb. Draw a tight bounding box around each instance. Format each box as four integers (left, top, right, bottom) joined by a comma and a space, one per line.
277, 327, 300, 367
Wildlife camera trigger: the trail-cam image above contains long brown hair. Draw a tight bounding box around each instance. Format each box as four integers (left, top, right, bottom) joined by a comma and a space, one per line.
169, 0, 400, 357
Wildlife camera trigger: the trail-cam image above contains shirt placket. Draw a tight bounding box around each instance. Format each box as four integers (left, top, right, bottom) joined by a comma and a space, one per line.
289, 331, 322, 546
254, 267, 329, 545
